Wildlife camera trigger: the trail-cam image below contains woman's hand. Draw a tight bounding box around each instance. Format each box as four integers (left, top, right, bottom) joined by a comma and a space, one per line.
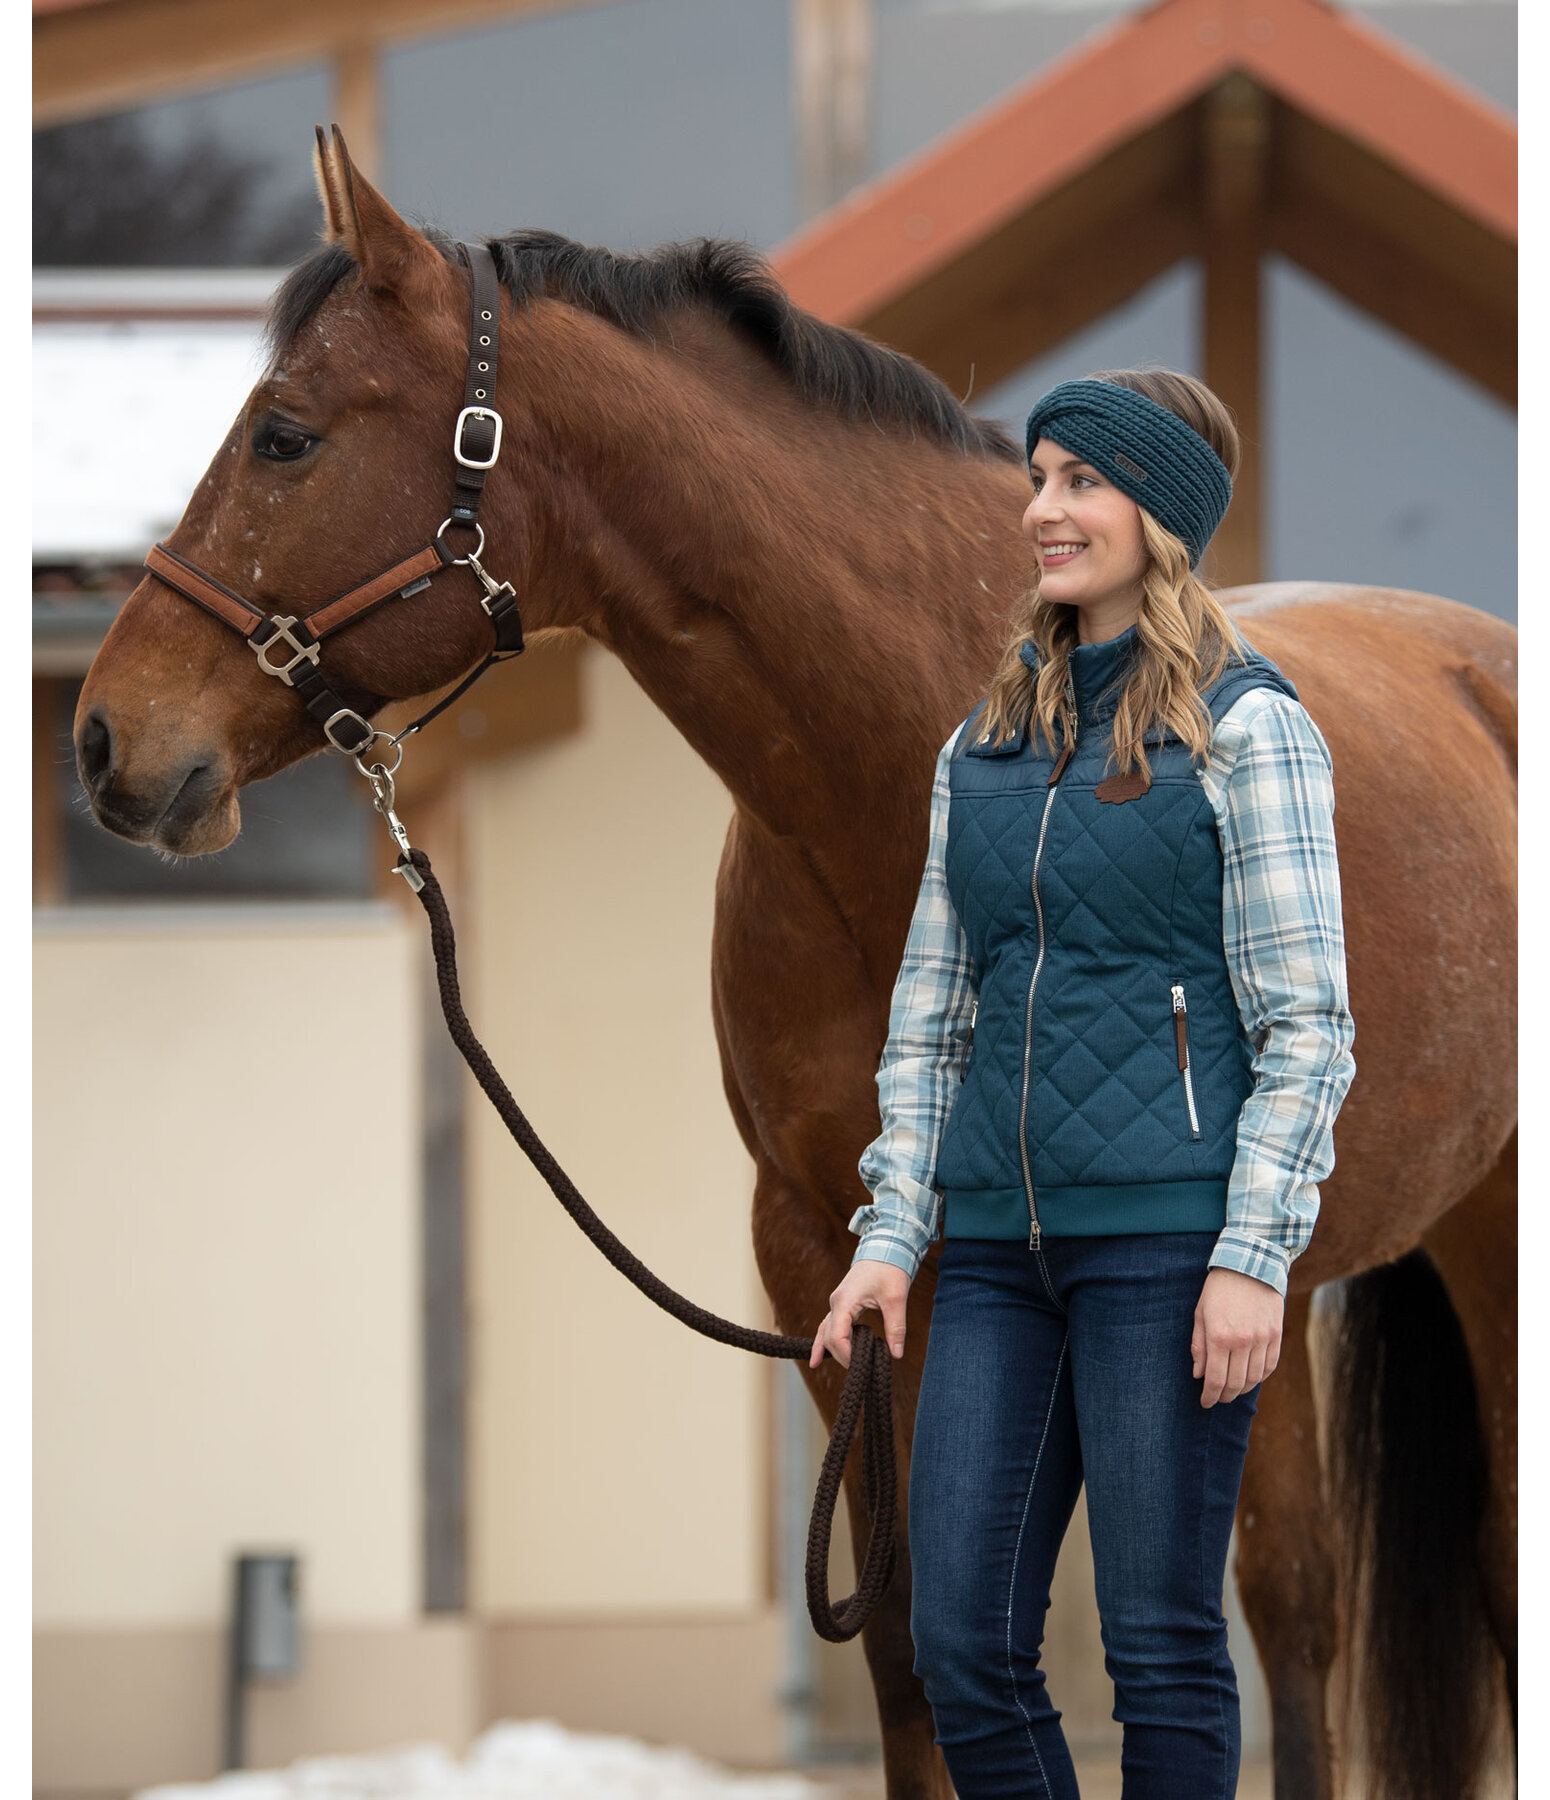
1192, 1266, 1283, 1406
810, 1259, 912, 1369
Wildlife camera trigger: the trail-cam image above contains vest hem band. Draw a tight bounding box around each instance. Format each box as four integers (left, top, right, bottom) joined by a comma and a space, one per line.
941, 1180, 1229, 1239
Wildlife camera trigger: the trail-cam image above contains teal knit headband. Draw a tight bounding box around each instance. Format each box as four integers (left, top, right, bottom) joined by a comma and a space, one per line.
1023, 379, 1233, 569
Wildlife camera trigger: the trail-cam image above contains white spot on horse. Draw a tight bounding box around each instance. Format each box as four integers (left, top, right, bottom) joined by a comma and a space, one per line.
252, 564, 262, 582
979, 580, 990, 592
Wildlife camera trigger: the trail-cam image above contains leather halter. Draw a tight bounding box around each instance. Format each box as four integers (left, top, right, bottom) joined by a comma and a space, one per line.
142, 242, 525, 758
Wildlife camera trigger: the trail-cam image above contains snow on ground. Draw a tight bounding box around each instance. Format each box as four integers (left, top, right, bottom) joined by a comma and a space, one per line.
135, 1719, 822, 1800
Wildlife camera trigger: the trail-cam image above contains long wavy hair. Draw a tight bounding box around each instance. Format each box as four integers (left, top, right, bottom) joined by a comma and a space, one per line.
980, 368, 1251, 777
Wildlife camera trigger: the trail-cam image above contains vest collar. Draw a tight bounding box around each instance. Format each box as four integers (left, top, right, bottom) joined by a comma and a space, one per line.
1019, 622, 1141, 723
1069, 622, 1140, 719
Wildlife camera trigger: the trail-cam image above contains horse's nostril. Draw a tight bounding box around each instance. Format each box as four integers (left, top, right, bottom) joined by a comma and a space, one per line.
77, 709, 113, 789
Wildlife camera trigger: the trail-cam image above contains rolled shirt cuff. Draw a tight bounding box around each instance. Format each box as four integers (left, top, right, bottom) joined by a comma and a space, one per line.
1208, 1226, 1293, 1297
847, 1201, 933, 1280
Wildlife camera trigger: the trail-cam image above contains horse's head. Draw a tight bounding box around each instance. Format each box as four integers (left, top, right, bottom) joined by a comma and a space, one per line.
75, 129, 521, 854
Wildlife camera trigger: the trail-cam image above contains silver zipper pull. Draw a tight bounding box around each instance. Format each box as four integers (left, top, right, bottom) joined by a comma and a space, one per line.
1172, 983, 1186, 1014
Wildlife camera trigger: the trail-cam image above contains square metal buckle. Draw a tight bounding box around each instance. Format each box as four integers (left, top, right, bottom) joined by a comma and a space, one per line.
454, 405, 503, 470
251, 616, 321, 685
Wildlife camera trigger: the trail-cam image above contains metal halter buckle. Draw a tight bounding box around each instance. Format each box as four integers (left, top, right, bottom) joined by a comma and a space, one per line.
251, 617, 321, 685
453, 405, 503, 470
323, 708, 375, 756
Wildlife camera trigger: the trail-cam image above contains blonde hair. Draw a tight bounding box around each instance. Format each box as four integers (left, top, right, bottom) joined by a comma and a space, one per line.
981, 368, 1250, 778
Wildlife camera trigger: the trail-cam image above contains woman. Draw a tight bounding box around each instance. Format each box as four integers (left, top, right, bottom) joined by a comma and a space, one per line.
810, 370, 1356, 1797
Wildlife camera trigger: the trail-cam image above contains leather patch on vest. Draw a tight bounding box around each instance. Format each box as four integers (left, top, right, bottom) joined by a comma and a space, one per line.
1095, 768, 1151, 804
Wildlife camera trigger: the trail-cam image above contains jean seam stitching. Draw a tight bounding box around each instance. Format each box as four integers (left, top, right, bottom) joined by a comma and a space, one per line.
1035, 1249, 1065, 1313
1200, 1393, 1232, 1800
1006, 1329, 1070, 1797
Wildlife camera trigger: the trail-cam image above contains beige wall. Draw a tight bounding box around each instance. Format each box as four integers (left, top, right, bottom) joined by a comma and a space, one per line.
34, 905, 422, 1631
464, 646, 769, 1617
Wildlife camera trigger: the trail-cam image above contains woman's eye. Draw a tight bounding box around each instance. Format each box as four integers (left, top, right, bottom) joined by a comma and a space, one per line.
254, 423, 315, 461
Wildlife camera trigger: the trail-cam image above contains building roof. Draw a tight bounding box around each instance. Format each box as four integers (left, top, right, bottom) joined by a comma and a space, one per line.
771, 0, 1515, 404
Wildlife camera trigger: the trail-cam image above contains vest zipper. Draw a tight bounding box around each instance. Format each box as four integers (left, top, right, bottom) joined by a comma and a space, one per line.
961, 1000, 978, 1082
1171, 981, 1203, 1139
1020, 682, 1077, 1249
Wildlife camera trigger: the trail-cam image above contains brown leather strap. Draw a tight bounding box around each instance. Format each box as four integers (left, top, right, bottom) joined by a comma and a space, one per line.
141, 239, 523, 757
303, 542, 451, 639
449, 243, 503, 527
144, 543, 264, 639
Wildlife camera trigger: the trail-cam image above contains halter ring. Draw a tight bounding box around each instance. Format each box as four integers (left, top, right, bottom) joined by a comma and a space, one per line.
436, 517, 486, 566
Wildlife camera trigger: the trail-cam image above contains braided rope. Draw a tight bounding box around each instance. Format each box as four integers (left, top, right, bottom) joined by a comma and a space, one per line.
402, 847, 897, 1642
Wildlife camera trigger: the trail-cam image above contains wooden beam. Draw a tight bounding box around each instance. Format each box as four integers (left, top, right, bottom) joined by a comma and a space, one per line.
1200, 75, 1269, 587
1269, 100, 1515, 327
792, 0, 872, 222
332, 40, 381, 185
1267, 195, 1515, 405
33, 678, 66, 907
34, 0, 601, 127
858, 112, 1199, 398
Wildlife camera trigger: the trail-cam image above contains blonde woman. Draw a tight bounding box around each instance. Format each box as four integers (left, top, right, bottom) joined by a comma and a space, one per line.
811, 371, 1356, 1797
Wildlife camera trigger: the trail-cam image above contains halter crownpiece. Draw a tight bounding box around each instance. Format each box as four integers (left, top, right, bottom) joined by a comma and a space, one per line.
1023, 378, 1233, 570
142, 242, 524, 760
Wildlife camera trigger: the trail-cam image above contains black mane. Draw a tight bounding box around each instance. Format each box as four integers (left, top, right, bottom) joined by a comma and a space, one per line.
267, 230, 1019, 464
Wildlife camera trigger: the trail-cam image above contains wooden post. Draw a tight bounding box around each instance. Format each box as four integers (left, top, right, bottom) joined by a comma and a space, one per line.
1201, 74, 1269, 590
792, 0, 871, 222
33, 678, 65, 908
332, 39, 381, 183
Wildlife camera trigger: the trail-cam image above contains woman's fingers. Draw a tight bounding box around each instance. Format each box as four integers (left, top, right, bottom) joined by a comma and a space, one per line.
828, 1304, 854, 1369
879, 1284, 908, 1359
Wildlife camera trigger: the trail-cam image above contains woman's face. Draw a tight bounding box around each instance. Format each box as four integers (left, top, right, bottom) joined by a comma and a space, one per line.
1021, 436, 1149, 630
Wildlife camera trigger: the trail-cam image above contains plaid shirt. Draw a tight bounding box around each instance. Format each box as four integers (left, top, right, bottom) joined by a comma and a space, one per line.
849, 687, 1356, 1296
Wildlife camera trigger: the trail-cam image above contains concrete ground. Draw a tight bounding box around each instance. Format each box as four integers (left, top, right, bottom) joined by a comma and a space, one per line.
800, 1754, 1275, 1798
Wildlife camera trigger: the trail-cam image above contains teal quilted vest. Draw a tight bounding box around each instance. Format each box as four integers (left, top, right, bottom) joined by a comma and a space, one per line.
934, 621, 1299, 1244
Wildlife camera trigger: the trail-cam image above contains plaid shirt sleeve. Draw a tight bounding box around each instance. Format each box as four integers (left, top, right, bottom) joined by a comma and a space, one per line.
1199, 687, 1357, 1296
848, 724, 975, 1278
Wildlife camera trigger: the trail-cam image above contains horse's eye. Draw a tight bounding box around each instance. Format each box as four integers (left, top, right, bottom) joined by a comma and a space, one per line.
253, 422, 316, 462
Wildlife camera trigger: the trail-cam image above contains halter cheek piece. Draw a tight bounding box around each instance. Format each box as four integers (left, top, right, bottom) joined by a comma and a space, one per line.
142, 242, 525, 760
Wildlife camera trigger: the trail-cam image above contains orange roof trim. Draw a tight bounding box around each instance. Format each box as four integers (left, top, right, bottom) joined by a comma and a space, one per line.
773, 0, 1515, 325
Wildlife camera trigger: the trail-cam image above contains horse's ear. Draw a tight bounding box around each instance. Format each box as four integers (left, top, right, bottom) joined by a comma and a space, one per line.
312, 123, 347, 241
316, 123, 447, 306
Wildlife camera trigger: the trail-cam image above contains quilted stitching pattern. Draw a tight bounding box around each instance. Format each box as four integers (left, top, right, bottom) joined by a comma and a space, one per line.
938, 651, 1294, 1201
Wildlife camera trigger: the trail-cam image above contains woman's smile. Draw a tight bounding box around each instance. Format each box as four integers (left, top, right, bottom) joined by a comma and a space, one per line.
1039, 540, 1088, 565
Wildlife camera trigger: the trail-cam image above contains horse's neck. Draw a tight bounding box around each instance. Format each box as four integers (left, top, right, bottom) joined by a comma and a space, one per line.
503, 305, 1030, 860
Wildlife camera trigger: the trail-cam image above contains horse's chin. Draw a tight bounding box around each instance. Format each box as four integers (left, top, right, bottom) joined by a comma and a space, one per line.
89, 778, 241, 857
154, 788, 241, 857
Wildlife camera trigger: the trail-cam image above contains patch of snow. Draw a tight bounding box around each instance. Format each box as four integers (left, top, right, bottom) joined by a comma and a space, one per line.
134, 1719, 822, 1800
34, 320, 267, 562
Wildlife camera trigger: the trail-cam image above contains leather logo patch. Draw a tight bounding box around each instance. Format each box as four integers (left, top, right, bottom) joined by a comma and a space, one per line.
1114, 451, 1149, 482
1095, 769, 1152, 804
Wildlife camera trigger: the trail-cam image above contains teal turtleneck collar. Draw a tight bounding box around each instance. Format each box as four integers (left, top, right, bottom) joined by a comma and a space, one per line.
1018, 621, 1142, 721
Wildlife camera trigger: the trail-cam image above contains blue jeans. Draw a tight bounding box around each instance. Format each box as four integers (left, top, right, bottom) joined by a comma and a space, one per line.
908, 1233, 1259, 1799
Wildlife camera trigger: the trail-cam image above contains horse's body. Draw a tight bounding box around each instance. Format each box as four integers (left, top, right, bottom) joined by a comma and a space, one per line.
75, 137, 1516, 1799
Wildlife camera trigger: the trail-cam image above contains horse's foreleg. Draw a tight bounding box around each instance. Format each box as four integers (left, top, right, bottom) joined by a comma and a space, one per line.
1422, 1133, 1518, 1723
833, 1250, 951, 1800
1234, 1289, 1339, 1800
751, 1165, 950, 1800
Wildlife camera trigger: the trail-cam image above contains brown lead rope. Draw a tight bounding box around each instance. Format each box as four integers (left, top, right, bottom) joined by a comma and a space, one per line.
400, 846, 897, 1643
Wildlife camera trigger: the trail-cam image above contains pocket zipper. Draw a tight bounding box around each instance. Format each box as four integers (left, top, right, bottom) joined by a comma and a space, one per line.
1170, 982, 1203, 1140
961, 1000, 978, 1082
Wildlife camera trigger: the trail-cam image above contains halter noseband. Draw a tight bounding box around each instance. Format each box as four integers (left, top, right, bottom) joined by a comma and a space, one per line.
142, 241, 525, 759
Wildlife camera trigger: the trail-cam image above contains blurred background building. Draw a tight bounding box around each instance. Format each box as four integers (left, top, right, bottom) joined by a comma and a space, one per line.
33, 1, 1515, 1794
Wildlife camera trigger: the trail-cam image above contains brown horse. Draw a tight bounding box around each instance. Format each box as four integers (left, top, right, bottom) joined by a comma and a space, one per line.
74, 135, 1515, 1800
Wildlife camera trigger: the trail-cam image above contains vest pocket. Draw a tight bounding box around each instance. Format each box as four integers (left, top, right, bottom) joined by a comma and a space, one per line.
1170, 982, 1204, 1140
